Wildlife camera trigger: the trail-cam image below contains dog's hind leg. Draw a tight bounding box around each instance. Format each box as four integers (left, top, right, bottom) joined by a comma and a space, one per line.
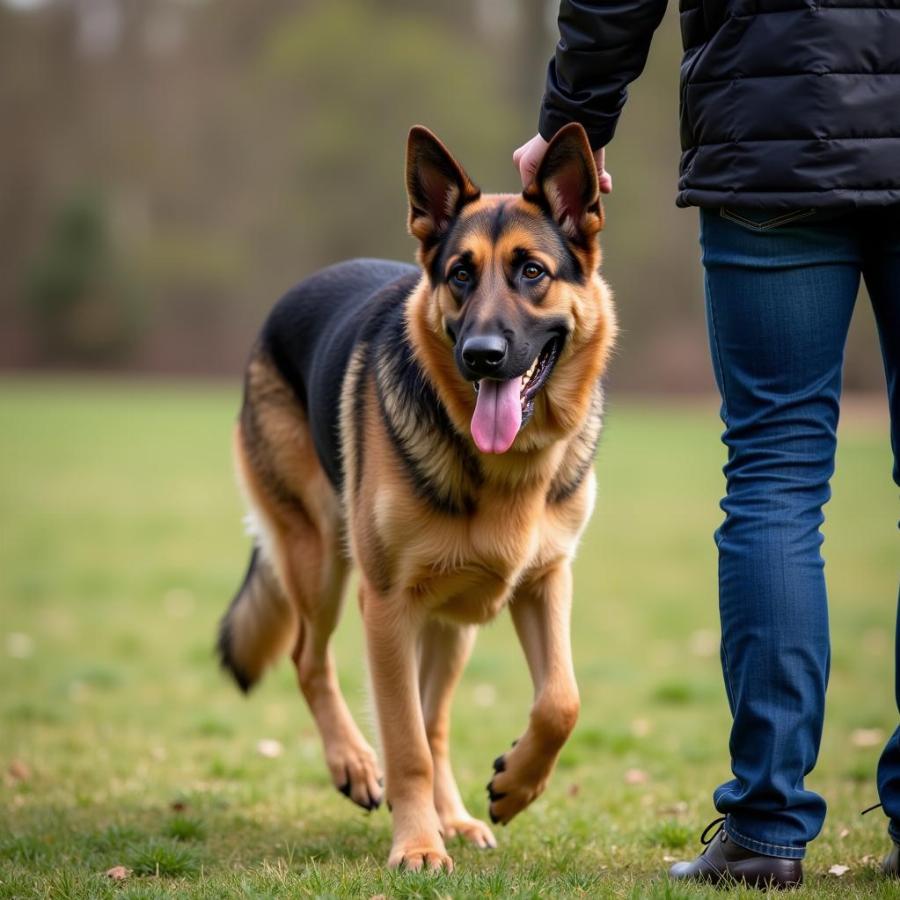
231, 355, 382, 811
418, 619, 497, 849
288, 548, 384, 812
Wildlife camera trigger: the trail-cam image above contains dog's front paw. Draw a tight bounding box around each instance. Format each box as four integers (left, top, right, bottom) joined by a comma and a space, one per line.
327, 739, 383, 811
441, 814, 497, 849
388, 834, 453, 872
486, 741, 552, 825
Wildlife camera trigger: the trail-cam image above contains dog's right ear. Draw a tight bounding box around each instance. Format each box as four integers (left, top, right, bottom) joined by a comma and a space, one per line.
523, 123, 603, 244
406, 126, 480, 247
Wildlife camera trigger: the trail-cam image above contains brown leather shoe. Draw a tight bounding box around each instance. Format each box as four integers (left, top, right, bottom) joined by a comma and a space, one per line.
668, 818, 803, 889
883, 840, 900, 877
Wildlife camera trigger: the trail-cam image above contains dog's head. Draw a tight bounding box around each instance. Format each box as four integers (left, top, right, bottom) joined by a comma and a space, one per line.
406, 125, 614, 455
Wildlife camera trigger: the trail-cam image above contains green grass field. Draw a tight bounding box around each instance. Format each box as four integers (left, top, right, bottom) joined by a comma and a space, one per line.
0, 379, 896, 898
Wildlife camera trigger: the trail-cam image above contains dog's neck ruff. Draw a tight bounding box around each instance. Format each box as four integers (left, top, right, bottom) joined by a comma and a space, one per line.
369, 302, 483, 517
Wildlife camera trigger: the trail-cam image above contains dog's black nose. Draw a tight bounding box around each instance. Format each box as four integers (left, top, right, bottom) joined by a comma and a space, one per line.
461, 335, 508, 375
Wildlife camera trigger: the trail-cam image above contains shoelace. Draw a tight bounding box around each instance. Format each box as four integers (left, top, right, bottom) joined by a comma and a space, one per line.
700, 815, 727, 845
701, 806, 882, 843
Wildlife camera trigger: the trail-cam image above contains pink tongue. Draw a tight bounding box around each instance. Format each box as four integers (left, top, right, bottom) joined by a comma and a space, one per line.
471, 378, 522, 454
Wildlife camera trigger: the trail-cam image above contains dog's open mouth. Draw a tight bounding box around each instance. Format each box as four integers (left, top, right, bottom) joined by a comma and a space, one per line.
470, 338, 562, 454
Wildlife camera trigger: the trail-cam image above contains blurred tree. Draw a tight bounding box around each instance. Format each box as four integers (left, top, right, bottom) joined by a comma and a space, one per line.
0, 0, 886, 390
24, 187, 142, 362
253, 0, 519, 268
516, 0, 554, 119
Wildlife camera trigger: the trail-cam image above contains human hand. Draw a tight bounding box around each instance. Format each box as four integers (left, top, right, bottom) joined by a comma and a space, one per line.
513, 133, 613, 194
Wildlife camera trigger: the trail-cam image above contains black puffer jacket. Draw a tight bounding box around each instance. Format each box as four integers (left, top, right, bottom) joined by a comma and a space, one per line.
539, 0, 900, 209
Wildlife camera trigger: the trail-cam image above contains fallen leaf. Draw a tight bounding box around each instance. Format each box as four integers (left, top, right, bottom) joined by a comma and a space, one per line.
170, 800, 187, 812
851, 728, 884, 748
68, 680, 88, 702
862, 628, 890, 655
567, 783, 580, 797
839, 827, 850, 839
688, 629, 718, 658
6, 632, 34, 659
257, 738, 283, 758
828, 864, 850, 876
631, 718, 652, 737
473, 684, 496, 708
105, 866, 130, 881
7, 760, 31, 783
663, 854, 677, 862
624, 768, 649, 785
163, 587, 195, 619
659, 801, 689, 816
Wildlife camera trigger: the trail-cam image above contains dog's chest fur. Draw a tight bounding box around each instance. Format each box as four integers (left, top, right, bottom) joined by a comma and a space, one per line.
415, 486, 593, 624
363, 438, 596, 624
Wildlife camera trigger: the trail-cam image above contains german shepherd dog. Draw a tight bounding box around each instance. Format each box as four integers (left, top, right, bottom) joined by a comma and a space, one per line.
218, 123, 616, 871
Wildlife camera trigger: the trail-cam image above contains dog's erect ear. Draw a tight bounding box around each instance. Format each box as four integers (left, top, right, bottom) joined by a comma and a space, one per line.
524, 123, 603, 242
406, 126, 480, 246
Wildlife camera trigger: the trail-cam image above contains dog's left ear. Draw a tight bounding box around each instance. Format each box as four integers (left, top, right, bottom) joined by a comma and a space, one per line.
524, 123, 604, 242
406, 126, 480, 246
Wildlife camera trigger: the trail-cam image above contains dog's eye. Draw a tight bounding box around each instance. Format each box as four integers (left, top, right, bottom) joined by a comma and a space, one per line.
522, 262, 545, 281
450, 265, 471, 286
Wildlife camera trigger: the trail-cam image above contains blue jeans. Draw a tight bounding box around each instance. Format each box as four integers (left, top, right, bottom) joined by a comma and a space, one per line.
700, 206, 900, 859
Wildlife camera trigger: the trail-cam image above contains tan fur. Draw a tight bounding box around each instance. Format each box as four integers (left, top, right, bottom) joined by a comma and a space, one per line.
229, 126, 615, 872
226, 430, 297, 684
235, 358, 383, 808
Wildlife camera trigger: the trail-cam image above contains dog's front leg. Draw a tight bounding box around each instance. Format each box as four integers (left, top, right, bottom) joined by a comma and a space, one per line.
487, 562, 580, 825
419, 619, 497, 849
361, 579, 452, 872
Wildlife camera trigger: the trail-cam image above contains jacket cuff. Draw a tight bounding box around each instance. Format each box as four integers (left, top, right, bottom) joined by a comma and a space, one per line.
538, 102, 618, 151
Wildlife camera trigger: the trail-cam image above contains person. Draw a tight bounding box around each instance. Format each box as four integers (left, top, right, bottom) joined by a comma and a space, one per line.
514, 0, 900, 888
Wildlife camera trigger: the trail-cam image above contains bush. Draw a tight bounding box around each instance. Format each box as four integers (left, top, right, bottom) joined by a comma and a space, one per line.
24, 188, 143, 363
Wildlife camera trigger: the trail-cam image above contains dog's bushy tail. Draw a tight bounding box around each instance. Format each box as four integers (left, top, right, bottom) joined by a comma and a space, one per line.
217, 547, 297, 693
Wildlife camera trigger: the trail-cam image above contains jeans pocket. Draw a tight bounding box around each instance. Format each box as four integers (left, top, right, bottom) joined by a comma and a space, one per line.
719, 206, 817, 232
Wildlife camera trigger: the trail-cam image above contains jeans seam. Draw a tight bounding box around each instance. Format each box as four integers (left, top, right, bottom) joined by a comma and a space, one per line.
725, 820, 806, 856
706, 280, 730, 420
720, 637, 737, 711
705, 267, 735, 708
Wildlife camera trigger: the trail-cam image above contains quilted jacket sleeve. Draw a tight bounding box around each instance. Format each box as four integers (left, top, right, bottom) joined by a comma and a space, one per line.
539, 0, 669, 150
